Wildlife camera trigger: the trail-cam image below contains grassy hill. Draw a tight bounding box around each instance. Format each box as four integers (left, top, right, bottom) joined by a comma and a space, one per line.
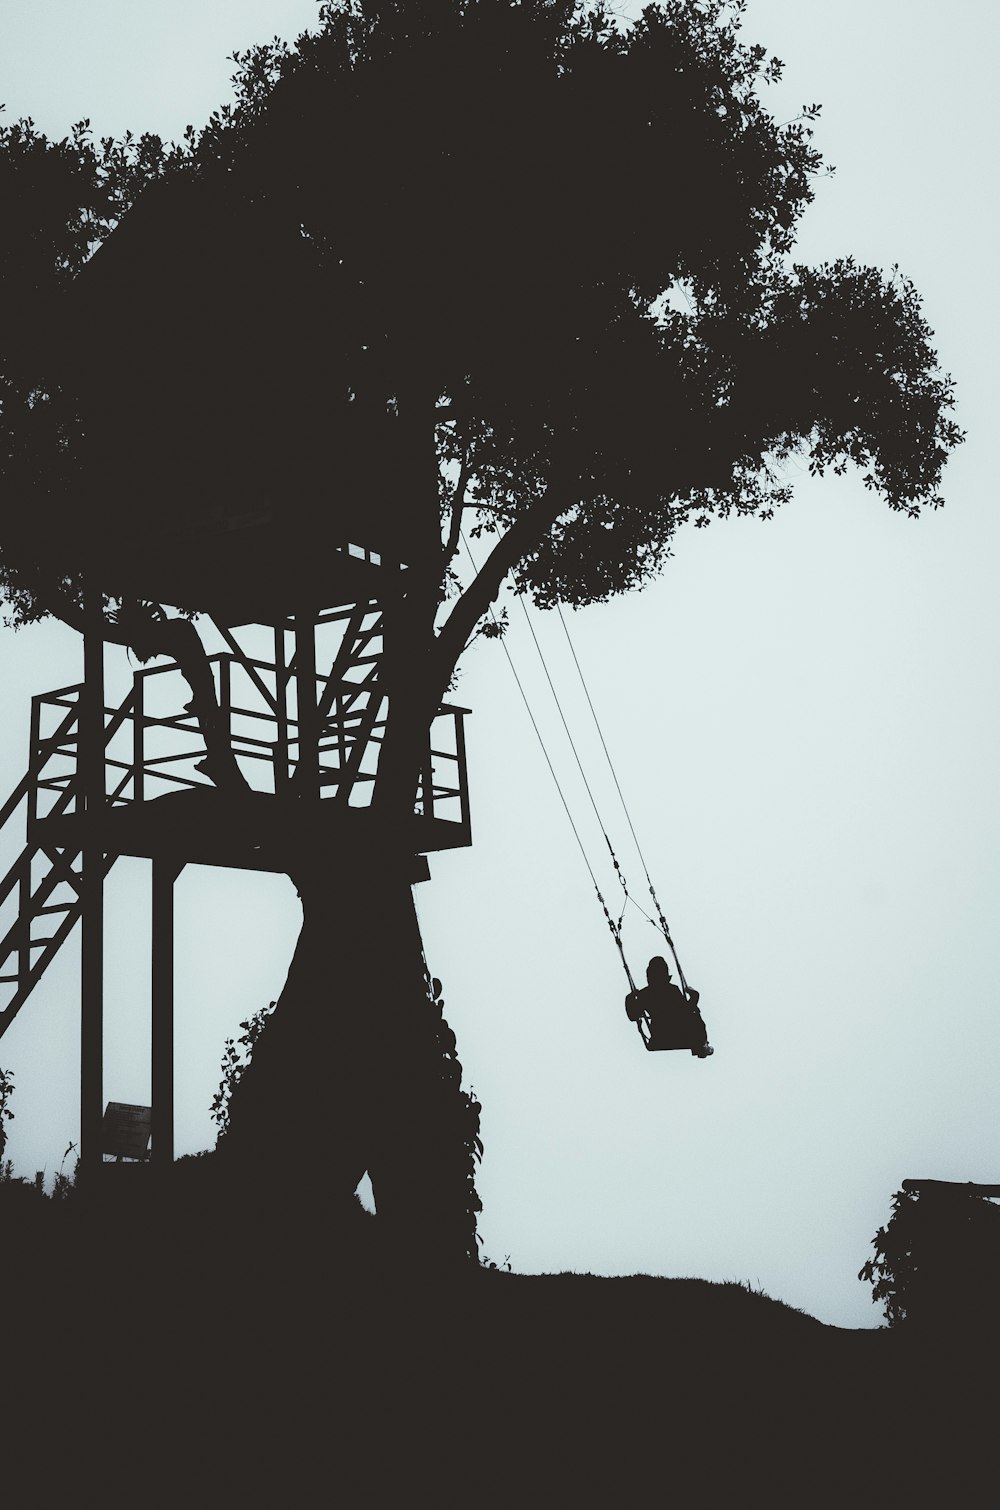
2, 1176, 994, 1503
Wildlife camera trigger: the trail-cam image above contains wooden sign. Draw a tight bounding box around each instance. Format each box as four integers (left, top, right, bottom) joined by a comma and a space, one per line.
101, 1102, 152, 1161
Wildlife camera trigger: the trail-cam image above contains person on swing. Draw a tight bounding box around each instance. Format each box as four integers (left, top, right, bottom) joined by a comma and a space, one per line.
626, 955, 713, 1056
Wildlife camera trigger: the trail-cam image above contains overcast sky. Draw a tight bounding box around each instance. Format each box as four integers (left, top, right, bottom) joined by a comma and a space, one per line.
0, 1, 995, 1328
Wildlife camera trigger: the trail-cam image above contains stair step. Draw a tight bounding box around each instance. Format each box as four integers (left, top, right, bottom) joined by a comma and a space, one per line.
0, 749, 121, 1038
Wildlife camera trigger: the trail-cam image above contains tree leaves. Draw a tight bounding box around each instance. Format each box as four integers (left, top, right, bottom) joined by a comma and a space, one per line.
0, 2, 963, 632
860, 1187, 1000, 1331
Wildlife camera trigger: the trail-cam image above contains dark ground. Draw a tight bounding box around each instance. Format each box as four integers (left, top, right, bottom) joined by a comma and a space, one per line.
3, 1181, 994, 1504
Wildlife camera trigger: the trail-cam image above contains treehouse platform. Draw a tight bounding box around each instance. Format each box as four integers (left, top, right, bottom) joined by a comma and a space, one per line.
2, 161, 481, 1183
0, 602, 472, 1176
34, 787, 468, 876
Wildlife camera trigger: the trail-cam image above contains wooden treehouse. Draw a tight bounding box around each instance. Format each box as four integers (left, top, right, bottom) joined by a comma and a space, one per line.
0, 555, 472, 1175
0, 173, 473, 1175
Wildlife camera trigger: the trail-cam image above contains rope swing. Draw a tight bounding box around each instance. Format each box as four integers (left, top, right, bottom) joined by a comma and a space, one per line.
553, 602, 691, 998
461, 535, 711, 1056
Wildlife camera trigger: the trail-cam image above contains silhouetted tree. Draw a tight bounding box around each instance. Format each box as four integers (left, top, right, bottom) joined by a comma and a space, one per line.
861, 1188, 1000, 1334
0, 2, 962, 1258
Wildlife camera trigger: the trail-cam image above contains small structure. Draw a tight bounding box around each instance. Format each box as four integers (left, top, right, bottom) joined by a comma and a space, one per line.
102, 1102, 153, 1162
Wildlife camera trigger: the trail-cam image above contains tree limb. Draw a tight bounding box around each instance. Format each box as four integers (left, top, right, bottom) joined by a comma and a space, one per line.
430, 481, 570, 707
443, 448, 472, 568
36, 582, 249, 795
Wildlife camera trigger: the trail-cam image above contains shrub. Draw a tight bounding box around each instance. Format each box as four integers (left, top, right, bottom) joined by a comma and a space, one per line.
861, 1187, 1000, 1332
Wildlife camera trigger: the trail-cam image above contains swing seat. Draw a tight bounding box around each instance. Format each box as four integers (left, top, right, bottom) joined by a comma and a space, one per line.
639, 1000, 711, 1054
643, 1026, 704, 1053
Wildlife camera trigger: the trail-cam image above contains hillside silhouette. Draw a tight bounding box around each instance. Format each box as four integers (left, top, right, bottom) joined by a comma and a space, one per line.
2, 1171, 993, 1504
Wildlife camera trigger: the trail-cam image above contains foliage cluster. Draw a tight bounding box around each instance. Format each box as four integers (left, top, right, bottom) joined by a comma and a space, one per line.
860, 1188, 1000, 1332
0, 0, 962, 634
210, 1000, 277, 1141
0, 111, 185, 624
402, 970, 485, 1266
0, 1064, 13, 1162
180, 0, 963, 607
0, 1067, 77, 1213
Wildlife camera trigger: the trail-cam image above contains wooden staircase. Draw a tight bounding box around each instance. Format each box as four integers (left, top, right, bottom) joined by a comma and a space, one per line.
0, 685, 127, 1039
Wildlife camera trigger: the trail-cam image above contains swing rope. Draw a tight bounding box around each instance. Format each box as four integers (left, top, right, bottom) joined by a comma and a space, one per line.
516, 591, 657, 990
461, 534, 637, 992
554, 603, 690, 997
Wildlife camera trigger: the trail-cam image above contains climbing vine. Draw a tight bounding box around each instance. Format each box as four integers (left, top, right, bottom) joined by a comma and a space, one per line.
417, 969, 485, 1267
210, 1001, 276, 1141
210, 973, 486, 1268
0, 1065, 14, 1165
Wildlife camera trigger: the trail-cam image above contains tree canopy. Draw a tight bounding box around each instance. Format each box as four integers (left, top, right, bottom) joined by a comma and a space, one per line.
0, 0, 962, 665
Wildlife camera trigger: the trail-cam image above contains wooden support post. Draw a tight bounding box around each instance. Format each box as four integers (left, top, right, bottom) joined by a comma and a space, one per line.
28, 692, 40, 828
133, 670, 144, 805
295, 611, 319, 799
79, 588, 105, 1181
17, 855, 30, 995
421, 751, 434, 819
455, 710, 471, 841
151, 859, 182, 1171
274, 624, 289, 792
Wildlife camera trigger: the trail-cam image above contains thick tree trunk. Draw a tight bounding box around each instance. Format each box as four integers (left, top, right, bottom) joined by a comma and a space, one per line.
219, 835, 480, 1272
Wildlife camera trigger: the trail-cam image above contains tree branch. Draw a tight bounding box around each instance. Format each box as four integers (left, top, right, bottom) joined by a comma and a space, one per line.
443, 448, 471, 568
37, 583, 249, 796
430, 481, 570, 707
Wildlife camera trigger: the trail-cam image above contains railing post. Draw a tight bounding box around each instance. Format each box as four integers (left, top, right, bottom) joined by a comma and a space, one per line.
336, 689, 346, 789
28, 694, 40, 832
455, 710, 471, 841
274, 625, 289, 793
72, 691, 84, 818
79, 586, 105, 1182
421, 746, 434, 819
133, 672, 144, 805
18, 855, 30, 994
295, 610, 319, 799
219, 654, 232, 750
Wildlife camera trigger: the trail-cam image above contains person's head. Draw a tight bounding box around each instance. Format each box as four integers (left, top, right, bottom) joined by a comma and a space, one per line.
646, 955, 671, 987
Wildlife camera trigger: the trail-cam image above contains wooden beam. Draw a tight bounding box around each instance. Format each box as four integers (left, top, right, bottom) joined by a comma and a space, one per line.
902, 1179, 1000, 1197
79, 587, 105, 1180
315, 604, 377, 722
151, 858, 183, 1171
294, 611, 319, 799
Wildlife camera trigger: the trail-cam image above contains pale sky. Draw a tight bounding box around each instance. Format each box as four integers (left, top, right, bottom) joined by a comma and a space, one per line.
0, 2, 995, 1328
